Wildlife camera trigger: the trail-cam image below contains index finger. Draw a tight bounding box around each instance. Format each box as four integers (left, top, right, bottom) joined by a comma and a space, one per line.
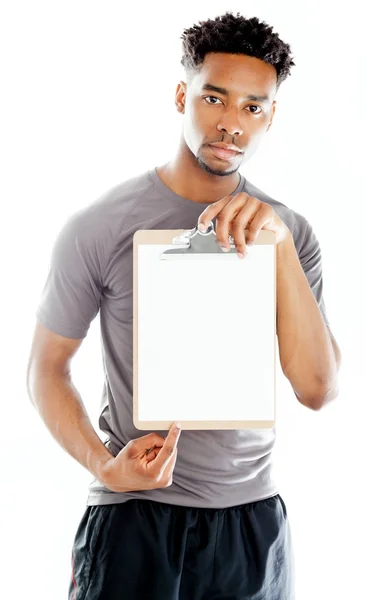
147, 422, 182, 476
197, 196, 232, 231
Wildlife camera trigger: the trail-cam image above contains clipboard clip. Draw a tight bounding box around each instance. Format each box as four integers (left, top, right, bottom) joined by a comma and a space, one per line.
162, 220, 237, 256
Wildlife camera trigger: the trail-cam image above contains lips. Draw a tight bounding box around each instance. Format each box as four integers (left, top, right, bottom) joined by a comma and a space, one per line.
209, 145, 241, 161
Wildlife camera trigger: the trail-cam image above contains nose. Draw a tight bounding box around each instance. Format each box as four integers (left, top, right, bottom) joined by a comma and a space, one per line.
217, 108, 243, 137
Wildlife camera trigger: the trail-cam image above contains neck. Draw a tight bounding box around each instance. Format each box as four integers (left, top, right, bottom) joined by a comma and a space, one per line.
156, 138, 241, 204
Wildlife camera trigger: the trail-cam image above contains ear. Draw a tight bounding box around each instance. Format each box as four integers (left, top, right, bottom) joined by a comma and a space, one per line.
175, 81, 186, 114
266, 100, 276, 132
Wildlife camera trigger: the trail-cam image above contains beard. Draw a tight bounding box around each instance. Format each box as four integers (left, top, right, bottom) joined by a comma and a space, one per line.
196, 154, 239, 177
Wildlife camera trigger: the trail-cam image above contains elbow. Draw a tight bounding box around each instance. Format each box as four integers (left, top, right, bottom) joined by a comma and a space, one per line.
296, 381, 340, 411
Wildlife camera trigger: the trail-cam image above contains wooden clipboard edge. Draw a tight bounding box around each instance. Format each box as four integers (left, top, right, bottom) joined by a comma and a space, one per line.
133, 229, 277, 431
133, 420, 275, 430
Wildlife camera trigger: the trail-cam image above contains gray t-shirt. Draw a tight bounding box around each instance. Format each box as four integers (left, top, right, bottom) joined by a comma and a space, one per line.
35, 167, 330, 508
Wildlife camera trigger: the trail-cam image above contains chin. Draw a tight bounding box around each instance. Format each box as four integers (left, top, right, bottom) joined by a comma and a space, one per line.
196, 157, 239, 177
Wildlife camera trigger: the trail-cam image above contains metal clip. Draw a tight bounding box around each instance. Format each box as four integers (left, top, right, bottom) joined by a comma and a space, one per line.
162, 220, 236, 257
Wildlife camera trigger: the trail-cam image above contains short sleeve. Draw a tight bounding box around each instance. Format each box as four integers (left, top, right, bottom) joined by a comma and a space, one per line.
298, 220, 330, 328
35, 212, 105, 339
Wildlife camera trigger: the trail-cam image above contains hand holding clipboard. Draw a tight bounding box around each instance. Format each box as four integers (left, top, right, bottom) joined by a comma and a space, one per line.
196, 190, 291, 257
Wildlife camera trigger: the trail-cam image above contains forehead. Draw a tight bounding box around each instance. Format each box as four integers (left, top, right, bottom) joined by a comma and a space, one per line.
191, 52, 278, 96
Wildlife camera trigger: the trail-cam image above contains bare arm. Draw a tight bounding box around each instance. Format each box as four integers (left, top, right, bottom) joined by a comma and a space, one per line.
26, 322, 113, 481
276, 235, 341, 410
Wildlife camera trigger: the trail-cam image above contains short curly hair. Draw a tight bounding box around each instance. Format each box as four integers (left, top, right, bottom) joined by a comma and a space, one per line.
181, 12, 295, 88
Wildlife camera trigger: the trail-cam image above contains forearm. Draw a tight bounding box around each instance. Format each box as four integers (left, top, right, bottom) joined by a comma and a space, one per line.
27, 367, 113, 480
276, 235, 338, 409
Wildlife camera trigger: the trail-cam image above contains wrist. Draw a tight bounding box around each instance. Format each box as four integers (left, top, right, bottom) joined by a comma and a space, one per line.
87, 447, 114, 482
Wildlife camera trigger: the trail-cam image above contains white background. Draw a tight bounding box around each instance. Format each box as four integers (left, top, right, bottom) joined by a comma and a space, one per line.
1, 1, 365, 598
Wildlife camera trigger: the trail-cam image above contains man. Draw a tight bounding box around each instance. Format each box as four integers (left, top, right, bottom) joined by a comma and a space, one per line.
27, 11, 341, 600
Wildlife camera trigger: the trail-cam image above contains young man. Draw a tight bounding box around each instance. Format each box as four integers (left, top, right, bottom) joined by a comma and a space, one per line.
27, 11, 341, 600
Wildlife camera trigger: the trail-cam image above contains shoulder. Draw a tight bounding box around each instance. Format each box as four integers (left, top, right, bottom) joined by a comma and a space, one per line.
68, 170, 153, 234
55, 170, 153, 255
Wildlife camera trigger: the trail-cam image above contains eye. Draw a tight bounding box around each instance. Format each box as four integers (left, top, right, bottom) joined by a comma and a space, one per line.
246, 105, 262, 114
204, 96, 223, 105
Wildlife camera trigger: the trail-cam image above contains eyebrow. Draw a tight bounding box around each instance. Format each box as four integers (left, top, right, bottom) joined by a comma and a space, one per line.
202, 83, 269, 103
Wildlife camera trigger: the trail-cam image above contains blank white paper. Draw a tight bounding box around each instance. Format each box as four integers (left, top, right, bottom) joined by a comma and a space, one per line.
137, 244, 275, 422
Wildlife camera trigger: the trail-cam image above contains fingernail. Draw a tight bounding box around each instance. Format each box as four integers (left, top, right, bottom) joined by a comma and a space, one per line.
220, 246, 230, 252
176, 422, 182, 429
198, 223, 205, 231
237, 252, 245, 259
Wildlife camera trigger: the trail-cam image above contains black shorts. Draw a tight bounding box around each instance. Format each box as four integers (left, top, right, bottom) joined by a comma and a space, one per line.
69, 494, 294, 600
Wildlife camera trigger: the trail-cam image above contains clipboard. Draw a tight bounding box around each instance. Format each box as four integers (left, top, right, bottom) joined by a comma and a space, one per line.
133, 221, 277, 430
